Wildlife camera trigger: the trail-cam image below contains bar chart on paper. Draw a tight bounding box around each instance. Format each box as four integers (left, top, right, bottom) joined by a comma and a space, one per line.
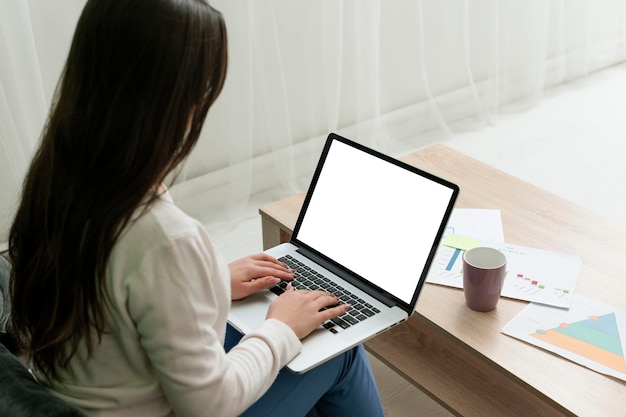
427, 208, 504, 285
425, 209, 582, 308
502, 294, 626, 381
428, 240, 582, 308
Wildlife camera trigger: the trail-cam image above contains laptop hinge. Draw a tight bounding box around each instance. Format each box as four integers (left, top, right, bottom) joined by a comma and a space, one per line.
295, 247, 399, 309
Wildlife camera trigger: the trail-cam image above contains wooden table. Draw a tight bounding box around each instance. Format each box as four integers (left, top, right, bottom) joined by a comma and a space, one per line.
259, 144, 626, 417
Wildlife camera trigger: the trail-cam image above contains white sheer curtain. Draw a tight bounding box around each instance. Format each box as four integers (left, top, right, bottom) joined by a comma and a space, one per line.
2, 0, 626, 246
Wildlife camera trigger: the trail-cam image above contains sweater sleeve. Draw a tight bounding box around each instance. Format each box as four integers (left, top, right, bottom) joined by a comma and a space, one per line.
127, 229, 302, 417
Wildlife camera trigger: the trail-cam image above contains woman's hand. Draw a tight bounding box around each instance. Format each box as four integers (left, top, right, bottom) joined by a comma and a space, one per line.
266, 285, 350, 339
229, 253, 294, 300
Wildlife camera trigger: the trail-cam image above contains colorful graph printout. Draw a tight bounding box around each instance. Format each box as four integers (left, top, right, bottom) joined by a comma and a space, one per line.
427, 238, 583, 308
427, 208, 504, 287
502, 294, 626, 381
426, 208, 581, 308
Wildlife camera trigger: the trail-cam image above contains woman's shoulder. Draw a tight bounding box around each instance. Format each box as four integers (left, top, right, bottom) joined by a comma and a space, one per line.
112, 193, 215, 270
107, 192, 226, 297
132, 194, 204, 242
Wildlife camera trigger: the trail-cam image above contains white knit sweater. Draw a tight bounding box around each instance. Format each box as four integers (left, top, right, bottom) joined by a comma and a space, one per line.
44, 191, 302, 416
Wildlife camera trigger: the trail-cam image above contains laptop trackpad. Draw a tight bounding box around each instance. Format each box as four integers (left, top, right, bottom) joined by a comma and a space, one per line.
229, 292, 273, 334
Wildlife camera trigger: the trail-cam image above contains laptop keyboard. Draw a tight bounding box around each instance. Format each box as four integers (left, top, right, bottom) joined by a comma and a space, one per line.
269, 255, 381, 334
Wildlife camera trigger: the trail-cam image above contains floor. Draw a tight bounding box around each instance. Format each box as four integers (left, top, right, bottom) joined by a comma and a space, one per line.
205, 63, 626, 416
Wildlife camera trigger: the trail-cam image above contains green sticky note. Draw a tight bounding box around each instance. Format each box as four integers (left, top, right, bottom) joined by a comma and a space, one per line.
442, 234, 480, 251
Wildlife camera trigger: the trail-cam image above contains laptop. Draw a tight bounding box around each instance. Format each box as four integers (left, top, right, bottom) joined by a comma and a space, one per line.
228, 132, 459, 373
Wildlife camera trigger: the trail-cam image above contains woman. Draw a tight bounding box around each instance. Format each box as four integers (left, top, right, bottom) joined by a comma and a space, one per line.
8, 0, 385, 416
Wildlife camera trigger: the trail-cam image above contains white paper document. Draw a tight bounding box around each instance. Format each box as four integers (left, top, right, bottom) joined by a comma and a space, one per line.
427, 208, 504, 281
426, 209, 583, 308
502, 294, 626, 381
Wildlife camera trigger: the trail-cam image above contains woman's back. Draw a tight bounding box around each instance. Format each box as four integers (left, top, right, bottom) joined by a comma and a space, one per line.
44, 192, 247, 415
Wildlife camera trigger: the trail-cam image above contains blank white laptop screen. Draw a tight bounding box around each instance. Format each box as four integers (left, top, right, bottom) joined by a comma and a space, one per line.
296, 139, 455, 304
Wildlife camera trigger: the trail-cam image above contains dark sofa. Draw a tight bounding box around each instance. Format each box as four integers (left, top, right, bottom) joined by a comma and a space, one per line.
0, 250, 87, 417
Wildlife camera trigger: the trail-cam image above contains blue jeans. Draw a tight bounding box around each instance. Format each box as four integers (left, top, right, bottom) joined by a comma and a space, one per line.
225, 324, 385, 417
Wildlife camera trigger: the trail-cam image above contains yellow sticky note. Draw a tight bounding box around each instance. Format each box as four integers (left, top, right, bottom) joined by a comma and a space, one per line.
442, 234, 480, 251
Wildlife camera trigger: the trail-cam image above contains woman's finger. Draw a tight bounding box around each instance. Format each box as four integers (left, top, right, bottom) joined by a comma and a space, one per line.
318, 304, 350, 321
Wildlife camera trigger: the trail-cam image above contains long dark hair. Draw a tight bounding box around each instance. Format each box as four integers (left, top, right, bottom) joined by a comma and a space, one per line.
9, 0, 227, 382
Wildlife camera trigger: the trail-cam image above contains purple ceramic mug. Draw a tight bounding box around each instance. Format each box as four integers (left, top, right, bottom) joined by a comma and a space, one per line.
462, 247, 506, 312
